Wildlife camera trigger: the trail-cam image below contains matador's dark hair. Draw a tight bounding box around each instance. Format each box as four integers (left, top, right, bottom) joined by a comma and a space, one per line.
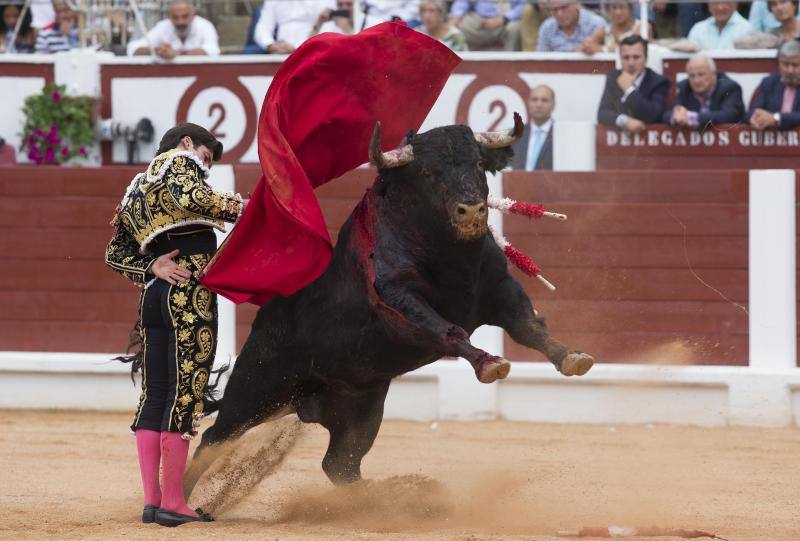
157, 122, 223, 161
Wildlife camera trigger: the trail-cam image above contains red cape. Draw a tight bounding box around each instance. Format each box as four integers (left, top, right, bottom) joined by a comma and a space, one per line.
200, 23, 460, 305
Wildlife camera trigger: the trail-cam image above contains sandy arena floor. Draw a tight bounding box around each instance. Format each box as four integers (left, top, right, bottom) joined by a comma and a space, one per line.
1, 410, 798, 541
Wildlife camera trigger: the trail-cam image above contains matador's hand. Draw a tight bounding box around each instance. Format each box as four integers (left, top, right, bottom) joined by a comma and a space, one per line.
151, 249, 192, 285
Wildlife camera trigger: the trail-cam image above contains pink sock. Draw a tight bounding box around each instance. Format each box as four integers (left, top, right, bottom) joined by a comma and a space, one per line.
159, 432, 198, 516
135, 429, 162, 507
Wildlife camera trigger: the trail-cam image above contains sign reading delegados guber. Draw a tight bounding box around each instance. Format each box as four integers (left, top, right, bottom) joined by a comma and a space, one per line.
605, 127, 800, 148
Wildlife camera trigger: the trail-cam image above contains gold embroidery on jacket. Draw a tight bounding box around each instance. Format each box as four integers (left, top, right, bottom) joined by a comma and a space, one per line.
111, 149, 241, 255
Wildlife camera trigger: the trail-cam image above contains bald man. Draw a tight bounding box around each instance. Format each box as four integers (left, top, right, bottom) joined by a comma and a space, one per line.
511, 85, 555, 171
663, 54, 744, 128
128, 0, 219, 58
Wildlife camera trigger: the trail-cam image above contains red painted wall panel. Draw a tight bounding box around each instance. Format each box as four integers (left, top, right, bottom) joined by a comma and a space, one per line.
0, 166, 751, 367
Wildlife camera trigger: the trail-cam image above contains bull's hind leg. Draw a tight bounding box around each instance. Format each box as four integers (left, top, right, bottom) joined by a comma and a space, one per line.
304, 382, 390, 485
482, 273, 594, 377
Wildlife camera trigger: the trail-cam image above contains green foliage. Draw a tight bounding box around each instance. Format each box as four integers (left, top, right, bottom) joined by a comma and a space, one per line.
20, 83, 95, 165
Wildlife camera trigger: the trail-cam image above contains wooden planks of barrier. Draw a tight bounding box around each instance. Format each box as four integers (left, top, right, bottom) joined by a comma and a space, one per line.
0, 166, 759, 366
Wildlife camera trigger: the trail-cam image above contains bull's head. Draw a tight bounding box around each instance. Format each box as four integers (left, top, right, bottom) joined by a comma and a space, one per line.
370, 112, 523, 241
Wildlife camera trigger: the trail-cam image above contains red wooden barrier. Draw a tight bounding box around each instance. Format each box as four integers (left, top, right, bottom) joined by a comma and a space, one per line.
503, 170, 749, 365
0, 165, 757, 367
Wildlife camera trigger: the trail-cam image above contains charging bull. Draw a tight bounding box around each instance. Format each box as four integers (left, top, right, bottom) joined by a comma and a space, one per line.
189, 113, 594, 487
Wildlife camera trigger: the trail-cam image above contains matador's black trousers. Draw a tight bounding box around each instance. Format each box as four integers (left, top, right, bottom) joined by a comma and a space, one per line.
131, 228, 218, 437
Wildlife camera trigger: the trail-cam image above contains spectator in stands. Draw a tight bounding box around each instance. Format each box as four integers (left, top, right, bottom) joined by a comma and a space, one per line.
536, 0, 605, 52
749, 39, 800, 130
449, 0, 523, 51
664, 54, 744, 128
519, 3, 548, 51
749, 0, 800, 32
241, 4, 264, 54
254, 0, 335, 54
418, 0, 467, 51
597, 35, 669, 133
310, 0, 354, 36
769, 0, 800, 41
1, 3, 34, 53
651, 1, 706, 38
511, 85, 555, 171
579, 0, 651, 54
128, 0, 219, 57
687, 1, 754, 49
363, 1, 421, 28
34, 0, 79, 53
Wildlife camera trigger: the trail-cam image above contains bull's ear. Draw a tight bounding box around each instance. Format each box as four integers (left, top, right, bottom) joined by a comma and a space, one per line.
480, 146, 513, 174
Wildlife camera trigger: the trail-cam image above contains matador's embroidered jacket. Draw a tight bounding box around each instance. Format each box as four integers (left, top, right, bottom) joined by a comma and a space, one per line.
105, 149, 243, 284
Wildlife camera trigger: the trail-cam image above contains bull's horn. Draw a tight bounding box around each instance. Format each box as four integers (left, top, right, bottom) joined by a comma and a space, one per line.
473, 112, 524, 148
369, 121, 414, 168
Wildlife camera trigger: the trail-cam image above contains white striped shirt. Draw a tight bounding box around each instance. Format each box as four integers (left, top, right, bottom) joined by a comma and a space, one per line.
34, 26, 78, 53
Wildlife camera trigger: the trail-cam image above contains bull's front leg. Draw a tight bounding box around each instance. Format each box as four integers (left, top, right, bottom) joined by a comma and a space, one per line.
481, 272, 594, 377
377, 278, 511, 383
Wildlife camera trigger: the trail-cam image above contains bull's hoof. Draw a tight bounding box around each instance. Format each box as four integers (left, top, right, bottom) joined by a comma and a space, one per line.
559, 352, 594, 377
476, 357, 511, 383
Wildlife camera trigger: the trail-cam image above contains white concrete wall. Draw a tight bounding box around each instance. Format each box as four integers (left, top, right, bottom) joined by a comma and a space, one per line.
748, 170, 797, 371
2, 354, 800, 428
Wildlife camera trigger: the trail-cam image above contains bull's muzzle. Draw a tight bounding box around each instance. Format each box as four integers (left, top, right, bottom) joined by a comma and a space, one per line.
452, 202, 488, 240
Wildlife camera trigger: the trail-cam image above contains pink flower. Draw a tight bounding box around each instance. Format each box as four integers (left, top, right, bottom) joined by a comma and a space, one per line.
45, 147, 55, 162
33, 156, 44, 165
49, 124, 58, 135
34, 129, 43, 137
61, 147, 69, 157
78, 146, 87, 155
51, 91, 61, 101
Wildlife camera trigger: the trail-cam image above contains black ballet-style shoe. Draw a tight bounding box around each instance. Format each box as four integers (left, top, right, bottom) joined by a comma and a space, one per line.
154, 507, 214, 527
142, 504, 158, 524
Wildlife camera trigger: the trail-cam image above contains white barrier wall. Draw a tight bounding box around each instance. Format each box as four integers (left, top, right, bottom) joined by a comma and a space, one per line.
748, 170, 797, 371
2, 353, 800, 427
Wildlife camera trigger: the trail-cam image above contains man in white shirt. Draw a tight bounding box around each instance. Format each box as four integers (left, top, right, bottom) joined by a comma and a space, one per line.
511, 85, 555, 171
363, 1, 420, 28
687, 1, 753, 50
128, 0, 219, 58
254, 0, 335, 54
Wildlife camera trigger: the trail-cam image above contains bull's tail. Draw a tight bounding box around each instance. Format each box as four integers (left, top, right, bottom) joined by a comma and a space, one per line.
111, 319, 143, 385
202, 361, 231, 415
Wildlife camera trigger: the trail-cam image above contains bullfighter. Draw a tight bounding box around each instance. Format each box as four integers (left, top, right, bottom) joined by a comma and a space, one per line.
105, 122, 242, 527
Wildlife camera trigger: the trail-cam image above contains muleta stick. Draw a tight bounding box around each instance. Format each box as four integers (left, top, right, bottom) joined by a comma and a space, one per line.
556, 526, 729, 540
488, 226, 556, 291
487, 195, 567, 221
